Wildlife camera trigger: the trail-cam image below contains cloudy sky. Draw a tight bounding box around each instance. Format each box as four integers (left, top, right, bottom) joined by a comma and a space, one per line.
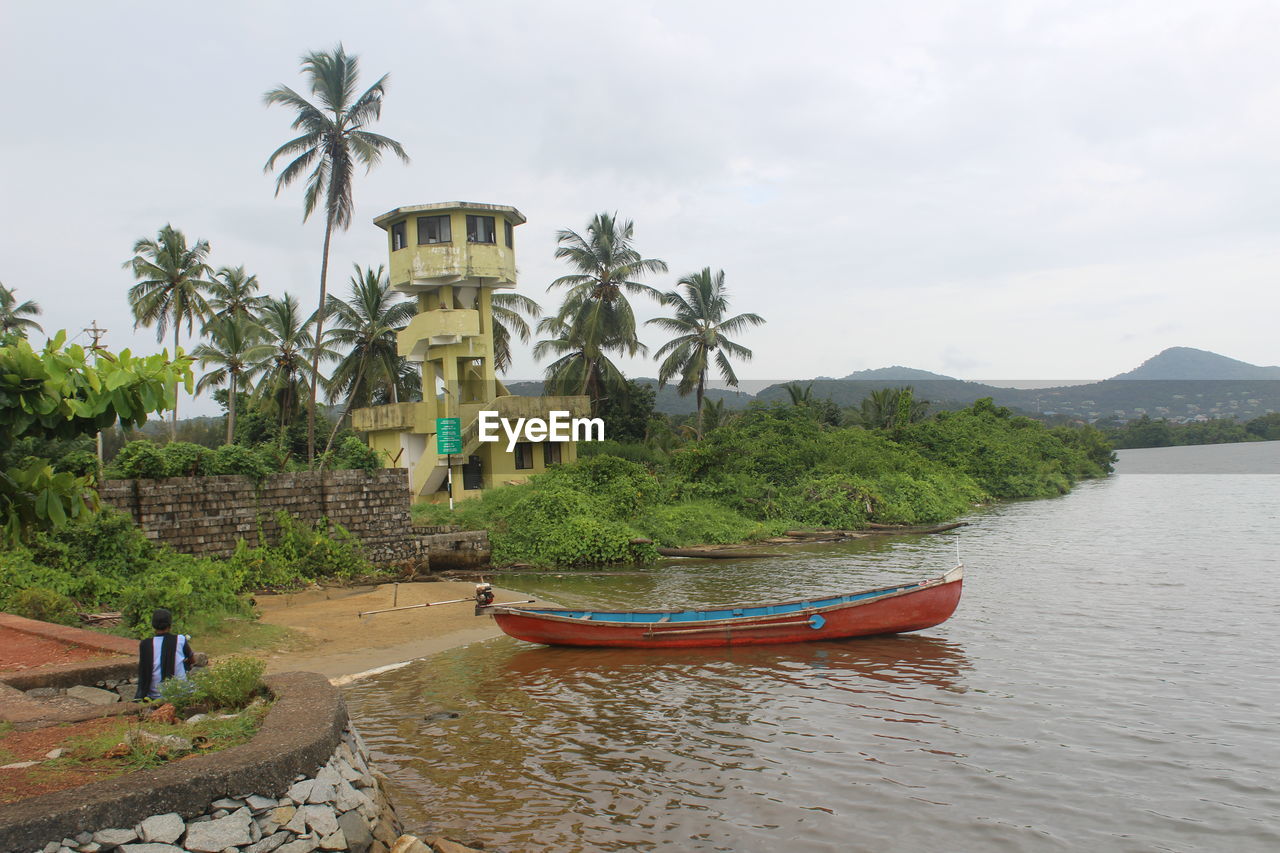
3, 0, 1278, 415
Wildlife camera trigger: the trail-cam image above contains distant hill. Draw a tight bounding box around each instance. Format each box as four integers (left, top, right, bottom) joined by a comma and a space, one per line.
1112, 347, 1280, 380
841, 366, 956, 381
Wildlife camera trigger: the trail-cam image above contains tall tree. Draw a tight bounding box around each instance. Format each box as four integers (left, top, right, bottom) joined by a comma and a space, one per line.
124, 224, 213, 436
322, 264, 414, 452
192, 315, 263, 445
247, 294, 331, 431
541, 213, 666, 409
205, 265, 266, 327
648, 268, 764, 432
533, 314, 628, 405
0, 283, 43, 338
264, 44, 409, 462
491, 292, 541, 374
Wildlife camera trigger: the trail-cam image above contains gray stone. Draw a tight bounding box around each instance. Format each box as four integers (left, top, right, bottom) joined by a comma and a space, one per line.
284, 807, 308, 835
45, 842, 61, 853
211, 797, 243, 810
286, 779, 315, 803
76, 833, 93, 845
93, 828, 138, 847
335, 780, 374, 814
126, 729, 192, 752
137, 813, 184, 844
249, 819, 261, 844
67, 685, 120, 705
1, 761, 37, 769
181, 811, 253, 852
119, 846, 185, 853
75, 843, 100, 853
26, 687, 61, 698
317, 829, 347, 851
337, 812, 373, 853
46, 748, 67, 759
300, 804, 339, 838
210, 810, 229, 819
307, 781, 337, 804
335, 758, 363, 783
245, 833, 290, 853
185, 713, 209, 725
315, 766, 343, 788
275, 840, 319, 853
246, 794, 278, 812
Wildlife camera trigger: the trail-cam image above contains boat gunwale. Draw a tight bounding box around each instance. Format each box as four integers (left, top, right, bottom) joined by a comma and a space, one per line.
488, 565, 963, 630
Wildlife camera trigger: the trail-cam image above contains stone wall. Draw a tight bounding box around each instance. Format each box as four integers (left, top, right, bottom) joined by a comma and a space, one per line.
100, 470, 420, 566
0, 673, 401, 853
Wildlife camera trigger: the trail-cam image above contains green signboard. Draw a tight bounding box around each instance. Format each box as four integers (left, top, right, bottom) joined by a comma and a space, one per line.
436, 417, 462, 454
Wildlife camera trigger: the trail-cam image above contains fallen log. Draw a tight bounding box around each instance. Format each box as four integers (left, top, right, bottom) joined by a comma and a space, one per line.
862, 522, 968, 535
657, 547, 778, 559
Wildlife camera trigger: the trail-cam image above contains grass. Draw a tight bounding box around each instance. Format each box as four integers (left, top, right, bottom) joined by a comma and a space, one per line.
194, 617, 296, 658
48, 702, 272, 775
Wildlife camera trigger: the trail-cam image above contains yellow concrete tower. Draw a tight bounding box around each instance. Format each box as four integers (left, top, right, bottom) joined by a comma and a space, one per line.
352, 201, 589, 502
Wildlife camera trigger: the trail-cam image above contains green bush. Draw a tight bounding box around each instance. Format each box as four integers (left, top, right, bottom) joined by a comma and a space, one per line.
159, 656, 266, 712
333, 435, 381, 472
227, 513, 370, 590
118, 554, 250, 636
209, 444, 272, 480
109, 440, 165, 479
10, 587, 79, 625
637, 501, 782, 547
159, 442, 215, 477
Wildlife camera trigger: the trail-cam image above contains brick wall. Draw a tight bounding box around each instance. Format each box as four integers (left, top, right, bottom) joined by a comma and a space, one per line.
99, 469, 421, 566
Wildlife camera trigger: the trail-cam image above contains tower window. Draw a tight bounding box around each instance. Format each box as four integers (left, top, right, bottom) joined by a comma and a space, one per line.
467, 215, 496, 244
514, 442, 534, 470
390, 221, 407, 251
417, 215, 451, 244
543, 442, 562, 466
504, 219, 514, 248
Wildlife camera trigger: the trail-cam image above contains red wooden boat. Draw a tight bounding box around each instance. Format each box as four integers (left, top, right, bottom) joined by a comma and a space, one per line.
482, 565, 963, 648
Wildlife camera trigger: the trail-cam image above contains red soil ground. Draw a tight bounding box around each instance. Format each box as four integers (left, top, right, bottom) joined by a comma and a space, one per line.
0, 625, 126, 672
0, 717, 126, 803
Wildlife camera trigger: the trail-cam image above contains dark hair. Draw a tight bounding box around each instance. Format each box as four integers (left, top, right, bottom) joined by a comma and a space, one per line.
151, 608, 173, 631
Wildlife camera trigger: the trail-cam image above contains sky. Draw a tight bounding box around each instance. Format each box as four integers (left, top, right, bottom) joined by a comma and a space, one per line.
3, 0, 1278, 416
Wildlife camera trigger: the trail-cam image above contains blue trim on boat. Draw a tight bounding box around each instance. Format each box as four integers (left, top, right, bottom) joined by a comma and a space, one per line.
517, 582, 922, 624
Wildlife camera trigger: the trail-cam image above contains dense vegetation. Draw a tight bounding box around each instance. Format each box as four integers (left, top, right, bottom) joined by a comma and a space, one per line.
0, 508, 372, 637
1102, 412, 1280, 449
415, 400, 1113, 567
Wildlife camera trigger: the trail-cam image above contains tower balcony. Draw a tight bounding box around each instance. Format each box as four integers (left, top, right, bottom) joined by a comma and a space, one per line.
397, 308, 481, 360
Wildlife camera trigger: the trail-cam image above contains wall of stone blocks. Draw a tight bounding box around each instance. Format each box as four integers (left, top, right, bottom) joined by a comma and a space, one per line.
99, 470, 421, 566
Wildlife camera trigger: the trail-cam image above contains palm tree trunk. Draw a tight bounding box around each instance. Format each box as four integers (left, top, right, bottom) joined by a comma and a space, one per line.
307, 216, 334, 462
323, 361, 366, 459
227, 373, 237, 446
171, 324, 180, 441
696, 370, 705, 439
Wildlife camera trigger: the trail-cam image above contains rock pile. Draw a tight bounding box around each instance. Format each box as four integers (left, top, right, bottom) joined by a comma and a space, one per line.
23, 725, 408, 853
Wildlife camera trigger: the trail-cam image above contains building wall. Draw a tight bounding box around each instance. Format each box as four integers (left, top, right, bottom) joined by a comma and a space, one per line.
99, 469, 419, 565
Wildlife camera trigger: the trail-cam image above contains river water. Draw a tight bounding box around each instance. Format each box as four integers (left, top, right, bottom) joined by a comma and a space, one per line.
345, 441, 1280, 852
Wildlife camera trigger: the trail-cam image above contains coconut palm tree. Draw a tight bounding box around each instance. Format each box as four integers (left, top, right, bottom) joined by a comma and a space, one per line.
851, 387, 930, 430
264, 44, 410, 461
123, 224, 213, 436
0, 283, 43, 338
192, 315, 264, 444
491, 292, 541, 374
205, 266, 266, 328
547, 212, 667, 358
321, 265, 414, 452
647, 268, 764, 431
783, 382, 814, 407
533, 314, 628, 405
247, 294, 332, 431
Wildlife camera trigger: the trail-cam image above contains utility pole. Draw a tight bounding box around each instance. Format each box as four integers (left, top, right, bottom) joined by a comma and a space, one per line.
85, 322, 107, 475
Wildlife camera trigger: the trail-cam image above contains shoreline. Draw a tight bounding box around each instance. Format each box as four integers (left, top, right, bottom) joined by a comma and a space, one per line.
252, 581, 528, 682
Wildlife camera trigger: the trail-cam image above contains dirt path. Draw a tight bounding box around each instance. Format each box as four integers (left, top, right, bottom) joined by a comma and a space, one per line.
253, 581, 531, 682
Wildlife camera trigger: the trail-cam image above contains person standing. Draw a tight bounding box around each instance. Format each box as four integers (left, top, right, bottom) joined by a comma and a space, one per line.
134, 608, 196, 701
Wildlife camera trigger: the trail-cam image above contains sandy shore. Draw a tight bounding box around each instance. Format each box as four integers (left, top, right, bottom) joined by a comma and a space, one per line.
254, 581, 531, 682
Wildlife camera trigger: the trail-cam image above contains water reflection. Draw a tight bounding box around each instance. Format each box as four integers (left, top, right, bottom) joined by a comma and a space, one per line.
500, 633, 970, 692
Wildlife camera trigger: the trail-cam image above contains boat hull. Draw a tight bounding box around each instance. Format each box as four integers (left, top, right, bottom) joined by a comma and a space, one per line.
489, 568, 963, 649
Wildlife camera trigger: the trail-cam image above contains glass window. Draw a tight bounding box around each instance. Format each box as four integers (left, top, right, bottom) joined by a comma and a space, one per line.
467, 215, 496, 244
543, 442, 562, 466
504, 219, 514, 248
390, 221, 407, 251
417, 215, 451, 244
514, 442, 534, 470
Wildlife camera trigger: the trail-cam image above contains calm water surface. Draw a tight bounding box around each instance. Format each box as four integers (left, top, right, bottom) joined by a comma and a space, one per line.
346, 442, 1280, 851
